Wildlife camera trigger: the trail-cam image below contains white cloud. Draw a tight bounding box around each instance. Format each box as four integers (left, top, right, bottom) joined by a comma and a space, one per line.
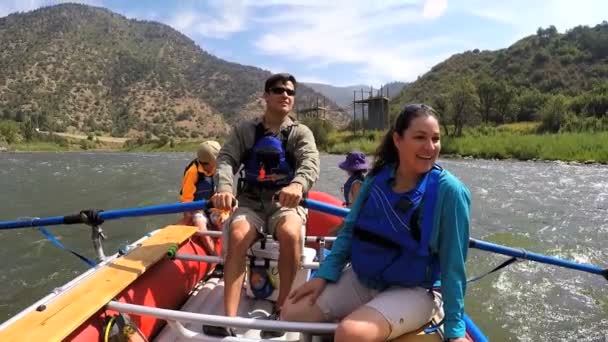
423, 0, 447, 19
465, 0, 608, 32
252, 1, 453, 85
542, 0, 608, 31
168, 11, 197, 32
168, 0, 248, 39
297, 76, 332, 84
462, 0, 608, 49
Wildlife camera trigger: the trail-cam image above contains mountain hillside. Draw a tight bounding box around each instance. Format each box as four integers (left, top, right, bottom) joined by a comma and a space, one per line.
391, 23, 608, 119
0, 3, 347, 139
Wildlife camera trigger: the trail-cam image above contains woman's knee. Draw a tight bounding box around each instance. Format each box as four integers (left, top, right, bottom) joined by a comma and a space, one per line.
334, 306, 390, 342
335, 321, 384, 342
281, 298, 324, 322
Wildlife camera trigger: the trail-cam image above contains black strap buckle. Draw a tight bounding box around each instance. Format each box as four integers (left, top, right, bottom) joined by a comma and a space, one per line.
79, 209, 105, 226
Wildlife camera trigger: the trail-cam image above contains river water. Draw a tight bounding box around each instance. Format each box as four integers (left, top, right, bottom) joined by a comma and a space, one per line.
0, 152, 606, 341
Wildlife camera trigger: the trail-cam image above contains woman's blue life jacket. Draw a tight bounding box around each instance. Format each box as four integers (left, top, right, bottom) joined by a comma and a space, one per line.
240, 122, 295, 190
342, 172, 365, 207
351, 164, 442, 288
181, 159, 215, 201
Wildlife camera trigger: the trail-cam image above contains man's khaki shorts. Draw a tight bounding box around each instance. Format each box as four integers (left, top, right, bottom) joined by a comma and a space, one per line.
221, 195, 307, 253
316, 267, 443, 339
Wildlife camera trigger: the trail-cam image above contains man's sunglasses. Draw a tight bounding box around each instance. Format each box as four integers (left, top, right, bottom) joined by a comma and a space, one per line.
269, 87, 295, 96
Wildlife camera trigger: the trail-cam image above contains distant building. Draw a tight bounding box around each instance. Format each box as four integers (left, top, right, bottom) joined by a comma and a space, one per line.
354, 95, 389, 130
296, 97, 328, 120
352, 86, 390, 131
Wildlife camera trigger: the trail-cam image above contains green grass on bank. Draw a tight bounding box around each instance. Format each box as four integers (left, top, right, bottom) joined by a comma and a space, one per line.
121, 136, 225, 153
326, 130, 384, 154
6, 141, 75, 152
325, 123, 608, 163
5, 140, 205, 153
443, 131, 608, 162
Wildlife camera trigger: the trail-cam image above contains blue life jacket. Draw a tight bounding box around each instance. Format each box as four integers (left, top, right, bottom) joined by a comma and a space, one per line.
249, 264, 275, 299
351, 164, 442, 287
241, 122, 295, 190
181, 159, 214, 201
343, 172, 365, 206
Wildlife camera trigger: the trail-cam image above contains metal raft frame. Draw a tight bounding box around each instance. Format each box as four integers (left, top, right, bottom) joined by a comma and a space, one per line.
108, 231, 341, 341
107, 301, 337, 342
173, 231, 337, 269
158, 234, 486, 342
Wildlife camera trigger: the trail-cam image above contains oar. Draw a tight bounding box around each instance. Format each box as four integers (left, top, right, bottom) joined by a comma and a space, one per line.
468, 239, 607, 280
302, 198, 608, 281
0, 200, 209, 230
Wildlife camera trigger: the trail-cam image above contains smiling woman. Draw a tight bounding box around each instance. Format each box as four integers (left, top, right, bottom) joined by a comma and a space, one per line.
385, 104, 442, 188
281, 103, 472, 342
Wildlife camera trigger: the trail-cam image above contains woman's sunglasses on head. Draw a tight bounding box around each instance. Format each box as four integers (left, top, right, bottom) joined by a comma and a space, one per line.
403, 103, 435, 114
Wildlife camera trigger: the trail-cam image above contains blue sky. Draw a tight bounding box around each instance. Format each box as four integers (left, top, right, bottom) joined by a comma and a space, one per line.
1, 0, 607, 87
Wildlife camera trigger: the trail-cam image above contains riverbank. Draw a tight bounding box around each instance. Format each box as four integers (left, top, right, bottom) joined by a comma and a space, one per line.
3, 141, 74, 152
2, 137, 216, 153
442, 131, 608, 163
325, 124, 608, 164
4, 124, 608, 164
122, 140, 210, 152
4, 139, 122, 152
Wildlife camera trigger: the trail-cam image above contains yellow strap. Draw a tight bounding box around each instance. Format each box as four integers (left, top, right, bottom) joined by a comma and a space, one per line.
104, 316, 117, 342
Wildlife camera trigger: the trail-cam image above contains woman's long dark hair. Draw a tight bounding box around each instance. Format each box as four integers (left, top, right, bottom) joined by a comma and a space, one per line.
371, 104, 438, 176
